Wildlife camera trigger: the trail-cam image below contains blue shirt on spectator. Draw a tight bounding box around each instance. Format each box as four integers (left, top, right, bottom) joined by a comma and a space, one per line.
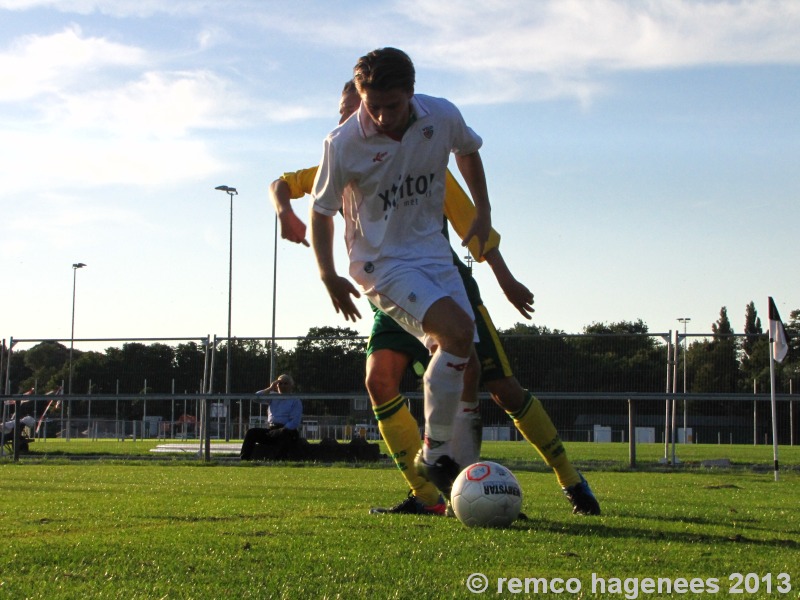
265, 395, 302, 430
255, 375, 303, 430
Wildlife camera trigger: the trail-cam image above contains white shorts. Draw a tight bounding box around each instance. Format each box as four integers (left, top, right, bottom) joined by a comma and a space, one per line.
362, 262, 476, 351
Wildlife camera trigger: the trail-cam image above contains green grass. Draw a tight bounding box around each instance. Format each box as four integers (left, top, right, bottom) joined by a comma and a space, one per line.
1, 445, 798, 599
13, 438, 800, 470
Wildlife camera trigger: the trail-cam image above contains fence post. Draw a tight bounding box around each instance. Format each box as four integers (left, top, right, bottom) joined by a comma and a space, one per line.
789, 379, 794, 447
671, 330, 679, 464
204, 396, 211, 462
12, 399, 21, 461
143, 379, 147, 439
171, 379, 175, 440
628, 398, 636, 469
664, 331, 673, 463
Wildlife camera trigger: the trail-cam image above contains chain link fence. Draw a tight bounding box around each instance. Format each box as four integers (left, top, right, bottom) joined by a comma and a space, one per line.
2, 332, 797, 461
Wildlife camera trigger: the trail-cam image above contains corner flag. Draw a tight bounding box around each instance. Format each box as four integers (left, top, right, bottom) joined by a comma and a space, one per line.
767, 297, 788, 481
768, 297, 788, 363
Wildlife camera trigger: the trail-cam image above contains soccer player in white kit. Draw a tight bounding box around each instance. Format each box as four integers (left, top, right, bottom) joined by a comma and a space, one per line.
310, 47, 492, 498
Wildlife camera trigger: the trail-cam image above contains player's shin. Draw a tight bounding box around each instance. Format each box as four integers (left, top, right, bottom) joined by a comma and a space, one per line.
374, 395, 440, 505
507, 391, 581, 488
422, 349, 468, 464
450, 398, 482, 467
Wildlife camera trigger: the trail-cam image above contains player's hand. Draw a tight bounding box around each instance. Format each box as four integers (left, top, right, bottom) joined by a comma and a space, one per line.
322, 275, 362, 321
461, 213, 492, 258
500, 277, 535, 320
278, 210, 310, 247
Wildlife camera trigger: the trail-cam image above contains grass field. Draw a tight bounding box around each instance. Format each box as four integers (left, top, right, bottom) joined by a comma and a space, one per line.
11, 437, 800, 469
1, 443, 798, 599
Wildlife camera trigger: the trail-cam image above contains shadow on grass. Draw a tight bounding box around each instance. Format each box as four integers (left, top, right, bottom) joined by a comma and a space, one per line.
510, 516, 799, 550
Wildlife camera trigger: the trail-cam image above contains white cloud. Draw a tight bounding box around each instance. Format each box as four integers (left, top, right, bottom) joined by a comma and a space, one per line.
5, 193, 146, 249
0, 0, 205, 17
0, 39, 238, 192
44, 70, 243, 136
349, 0, 800, 106
0, 24, 307, 192
2, 0, 798, 188
398, 0, 800, 73
0, 25, 145, 101
0, 127, 226, 192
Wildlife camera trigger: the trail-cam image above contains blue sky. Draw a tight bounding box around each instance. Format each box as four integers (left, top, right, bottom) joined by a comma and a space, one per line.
1, 0, 798, 351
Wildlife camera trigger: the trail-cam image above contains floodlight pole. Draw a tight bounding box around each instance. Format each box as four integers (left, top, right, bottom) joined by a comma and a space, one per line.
270, 213, 278, 382
677, 317, 691, 441
216, 185, 237, 441
677, 318, 691, 394
68, 262, 86, 442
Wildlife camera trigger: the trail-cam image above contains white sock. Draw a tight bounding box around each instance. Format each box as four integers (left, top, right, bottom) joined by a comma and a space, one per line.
450, 398, 481, 468
422, 349, 468, 463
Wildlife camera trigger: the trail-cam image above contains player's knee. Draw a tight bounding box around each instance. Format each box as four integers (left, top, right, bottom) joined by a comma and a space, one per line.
487, 377, 526, 412
365, 368, 397, 405
424, 299, 474, 355
450, 318, 476, 356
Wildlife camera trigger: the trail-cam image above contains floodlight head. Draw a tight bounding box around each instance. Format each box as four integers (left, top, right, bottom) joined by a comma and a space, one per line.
215, 185, 238, 194
73, 262, 86, 269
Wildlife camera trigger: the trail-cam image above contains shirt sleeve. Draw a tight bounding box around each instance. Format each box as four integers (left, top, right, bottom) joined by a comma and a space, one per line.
443, 170, 500, 261
445, 98, 483, 156
281, 166, 319, 199
312, 136, 343, 217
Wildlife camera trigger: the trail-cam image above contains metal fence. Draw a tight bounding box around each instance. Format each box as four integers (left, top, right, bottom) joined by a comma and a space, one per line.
2, 332, 797, 462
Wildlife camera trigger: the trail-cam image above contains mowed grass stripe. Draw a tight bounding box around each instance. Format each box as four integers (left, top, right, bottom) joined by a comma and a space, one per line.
1, 461, 797, 599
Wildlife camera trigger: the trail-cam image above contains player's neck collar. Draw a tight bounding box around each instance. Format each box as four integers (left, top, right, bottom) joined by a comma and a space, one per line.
385, 108, 417, 142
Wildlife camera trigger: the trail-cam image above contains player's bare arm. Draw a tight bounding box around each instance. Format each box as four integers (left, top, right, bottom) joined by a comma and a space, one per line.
484, 248, 535, 320
454, 151, 492, 257
442, 170, 501, 262
310, 210, 362, 321
269, 178, 310, 247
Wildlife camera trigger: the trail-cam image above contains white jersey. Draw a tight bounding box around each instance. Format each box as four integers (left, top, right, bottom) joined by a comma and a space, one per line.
312, 94, 482, 289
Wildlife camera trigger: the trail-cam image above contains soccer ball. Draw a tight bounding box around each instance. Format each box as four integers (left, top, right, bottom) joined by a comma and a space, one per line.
450, 461, 522, 528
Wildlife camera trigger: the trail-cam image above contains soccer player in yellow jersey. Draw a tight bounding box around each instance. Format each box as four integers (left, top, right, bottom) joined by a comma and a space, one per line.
268, 81, 599, 516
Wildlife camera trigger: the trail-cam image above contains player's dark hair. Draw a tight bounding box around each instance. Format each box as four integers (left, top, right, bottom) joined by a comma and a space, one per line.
342, 80, 356, 95
353, 47, 415, 93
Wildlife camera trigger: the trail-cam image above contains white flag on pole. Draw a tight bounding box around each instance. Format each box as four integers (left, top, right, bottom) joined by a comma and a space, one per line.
768, 297, 788, 363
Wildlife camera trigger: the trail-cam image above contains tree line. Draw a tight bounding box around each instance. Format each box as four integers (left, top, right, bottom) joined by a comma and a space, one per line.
4, 304, 798, 411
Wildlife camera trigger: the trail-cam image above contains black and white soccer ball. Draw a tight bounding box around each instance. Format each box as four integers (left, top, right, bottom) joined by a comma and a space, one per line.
450, 461, 522, 528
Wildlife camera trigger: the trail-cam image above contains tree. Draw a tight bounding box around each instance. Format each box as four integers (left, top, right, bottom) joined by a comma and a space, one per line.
104, 343, 175, 394
290, 326, 365, 394
19, 341, 70, 392
499, 320, 664, 397
787, 309, 800, 355
775, 308, 800, 392
70, 351, 108, 394
739, 301, 768, 392
173, 341, 208, 394
575, 320, 664, 393
712, 306, 734, 338
741, 301, 762, 358
498, 323, 572, 392
7, 349, 33, 394
214, 338, 283, 393
690, 307, 738, 394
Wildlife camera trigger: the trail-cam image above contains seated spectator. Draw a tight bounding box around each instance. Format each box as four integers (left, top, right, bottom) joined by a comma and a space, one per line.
240, 374, 303, 460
